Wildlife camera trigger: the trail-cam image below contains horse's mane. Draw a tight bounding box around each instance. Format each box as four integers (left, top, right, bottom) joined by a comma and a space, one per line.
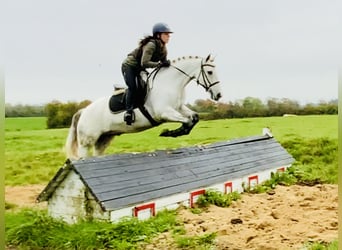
171, 55, 214, 64
171, 56, 199, 64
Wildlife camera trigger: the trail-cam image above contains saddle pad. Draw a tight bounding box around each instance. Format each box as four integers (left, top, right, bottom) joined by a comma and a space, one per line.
109, 90, 126, 113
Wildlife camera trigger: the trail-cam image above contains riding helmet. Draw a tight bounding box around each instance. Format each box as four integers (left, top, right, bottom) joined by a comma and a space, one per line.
152, 23, 173, 35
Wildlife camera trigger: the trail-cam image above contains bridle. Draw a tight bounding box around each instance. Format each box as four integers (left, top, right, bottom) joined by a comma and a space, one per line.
170, 59, 220, 92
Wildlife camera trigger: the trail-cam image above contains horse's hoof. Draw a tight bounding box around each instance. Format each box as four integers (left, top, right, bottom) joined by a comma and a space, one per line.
160, 129, 182, 137
192, 113, 199, 123
159, 129, 170, 137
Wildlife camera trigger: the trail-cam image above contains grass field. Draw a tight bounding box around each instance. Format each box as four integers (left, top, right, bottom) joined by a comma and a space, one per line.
5, 115, 337, 186
5, 115, 338, 250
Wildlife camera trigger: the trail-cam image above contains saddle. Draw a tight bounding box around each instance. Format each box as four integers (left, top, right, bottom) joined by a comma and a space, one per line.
108, 71, 161, 126
109, 72, 148, 113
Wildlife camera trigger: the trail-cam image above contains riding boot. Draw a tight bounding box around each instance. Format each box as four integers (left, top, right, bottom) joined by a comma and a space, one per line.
124, 89, 135, 125
124, 110, 135, 125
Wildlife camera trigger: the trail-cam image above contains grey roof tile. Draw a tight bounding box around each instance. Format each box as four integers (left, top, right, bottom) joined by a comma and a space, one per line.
37, 135, 294, 211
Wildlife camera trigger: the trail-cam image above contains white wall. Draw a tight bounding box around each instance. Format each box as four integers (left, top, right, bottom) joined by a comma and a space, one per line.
48, 171, 109, 223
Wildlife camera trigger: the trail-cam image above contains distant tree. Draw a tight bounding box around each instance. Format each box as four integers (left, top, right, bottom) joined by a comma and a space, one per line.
192, 99, 217, 113
225, 101, 244, 118
241, 97, 267, 117
266, 98, 300, 116
317, 100, 338, 114
5, 104, 45, 117
266, 98, 283, 116
278, 98, 300, 115
45, 100, 91, 128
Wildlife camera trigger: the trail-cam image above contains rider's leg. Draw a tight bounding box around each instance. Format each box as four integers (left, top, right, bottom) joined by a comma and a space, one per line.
122, 65, 138, 125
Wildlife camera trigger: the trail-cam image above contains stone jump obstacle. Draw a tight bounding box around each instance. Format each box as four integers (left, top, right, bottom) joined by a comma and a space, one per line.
37, 129, 294, 223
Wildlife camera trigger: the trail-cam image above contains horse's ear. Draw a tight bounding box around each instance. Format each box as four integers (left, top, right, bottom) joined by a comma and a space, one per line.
205, 54, 211, 62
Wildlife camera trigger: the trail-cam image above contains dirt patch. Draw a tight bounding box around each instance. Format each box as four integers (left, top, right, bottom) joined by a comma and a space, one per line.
5, 184, 47, 209
144, 184, 338, 250
5, 184, 338, 249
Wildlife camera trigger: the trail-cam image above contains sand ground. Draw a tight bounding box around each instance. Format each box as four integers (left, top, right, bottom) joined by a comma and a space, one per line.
5, 184, 338, 250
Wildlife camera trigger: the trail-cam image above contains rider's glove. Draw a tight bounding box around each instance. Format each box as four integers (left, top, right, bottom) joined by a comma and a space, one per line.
160, 59, 171, 67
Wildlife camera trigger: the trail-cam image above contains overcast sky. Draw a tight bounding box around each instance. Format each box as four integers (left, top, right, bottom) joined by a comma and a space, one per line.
3, 0, 341, 105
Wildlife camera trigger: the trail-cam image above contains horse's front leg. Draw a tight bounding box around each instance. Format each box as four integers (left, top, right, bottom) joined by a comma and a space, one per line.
179, 104, 198, 122
159, 106, 199, 137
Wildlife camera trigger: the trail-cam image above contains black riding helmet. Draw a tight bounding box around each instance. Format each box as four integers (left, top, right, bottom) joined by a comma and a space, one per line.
152, 23, 173, 36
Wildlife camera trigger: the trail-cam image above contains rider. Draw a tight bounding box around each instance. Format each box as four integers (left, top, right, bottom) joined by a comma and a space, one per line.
121, 22, 173, 125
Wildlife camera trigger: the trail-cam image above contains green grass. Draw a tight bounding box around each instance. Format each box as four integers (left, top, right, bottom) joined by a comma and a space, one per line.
5, 115, 337, 186
196, 190, 241, 208
108, 115, 337, 153
5, 208, 220, 250
5, 117, 47, 131
5, 208, 337, 250
5, 115, 338, 249
174, 232, 217, 249
283, 137, 338, 184
5, 129, 66, 185
5, 209, 180, 250
302, 240, 338, 250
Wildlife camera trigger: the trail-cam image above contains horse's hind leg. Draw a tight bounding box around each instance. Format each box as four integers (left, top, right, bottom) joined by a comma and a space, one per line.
94, 133, 115, 156
78, 144, 89, 159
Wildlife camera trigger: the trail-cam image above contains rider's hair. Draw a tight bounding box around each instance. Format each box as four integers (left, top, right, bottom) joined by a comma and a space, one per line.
139, 35, 159, 47
135, 36, 161, 63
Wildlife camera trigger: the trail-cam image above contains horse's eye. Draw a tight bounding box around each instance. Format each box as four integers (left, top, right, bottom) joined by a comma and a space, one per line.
207, 71, 213, 75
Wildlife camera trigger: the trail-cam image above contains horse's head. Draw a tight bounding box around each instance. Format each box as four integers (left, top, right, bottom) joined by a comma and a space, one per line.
197, 54, 222, 101
165, 54, 222, 101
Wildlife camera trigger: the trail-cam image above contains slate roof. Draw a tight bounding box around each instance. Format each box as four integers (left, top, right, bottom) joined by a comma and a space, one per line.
38, 135, 294, 211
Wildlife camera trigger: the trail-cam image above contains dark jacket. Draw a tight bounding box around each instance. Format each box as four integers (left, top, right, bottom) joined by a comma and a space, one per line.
123, 38, 167, 70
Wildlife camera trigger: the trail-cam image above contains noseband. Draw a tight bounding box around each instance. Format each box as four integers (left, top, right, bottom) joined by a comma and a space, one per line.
197, 61, 220, 91
171, 60, 220, 92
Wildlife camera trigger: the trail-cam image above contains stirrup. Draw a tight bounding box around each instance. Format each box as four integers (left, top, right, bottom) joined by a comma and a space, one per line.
124, 111, 135, 125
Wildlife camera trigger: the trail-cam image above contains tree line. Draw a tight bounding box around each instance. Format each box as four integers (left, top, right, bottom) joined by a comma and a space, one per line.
5, 97, 337, 128
189, 97, 338, 120
5, 100, 91, 128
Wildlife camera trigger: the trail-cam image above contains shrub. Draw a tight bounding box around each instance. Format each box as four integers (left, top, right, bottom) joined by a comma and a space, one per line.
196, 190, 241, 208
45, 100, 91, 128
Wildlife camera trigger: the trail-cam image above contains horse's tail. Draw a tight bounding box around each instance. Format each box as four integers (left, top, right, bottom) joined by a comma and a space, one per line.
65, 109, 83, 160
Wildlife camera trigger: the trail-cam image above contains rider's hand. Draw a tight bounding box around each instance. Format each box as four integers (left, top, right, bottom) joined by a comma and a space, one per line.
160, 59, 170, 67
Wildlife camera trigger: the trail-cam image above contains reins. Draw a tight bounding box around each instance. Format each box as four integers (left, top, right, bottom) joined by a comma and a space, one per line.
170, 60, 220, 92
